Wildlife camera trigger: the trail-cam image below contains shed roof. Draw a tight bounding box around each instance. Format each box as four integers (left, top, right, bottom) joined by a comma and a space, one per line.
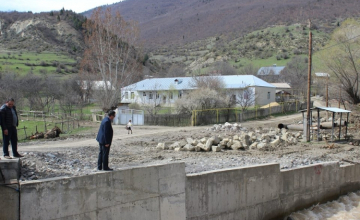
271, 83, 291, 89
123, 75, 275, 91
315, 73, 330, 77
299, 107, 351, 113
257, 66, 285, 75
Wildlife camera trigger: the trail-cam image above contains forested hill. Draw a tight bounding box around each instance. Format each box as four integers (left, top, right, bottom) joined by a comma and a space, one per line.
83, 0, 360, 48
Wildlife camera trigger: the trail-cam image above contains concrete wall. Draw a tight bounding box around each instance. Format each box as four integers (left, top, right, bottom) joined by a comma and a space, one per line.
20, 163, 186, 220
186, 162, 360, 220
255, 86, 276, 106
0, 159, 21, 220
2, 160, 360, 220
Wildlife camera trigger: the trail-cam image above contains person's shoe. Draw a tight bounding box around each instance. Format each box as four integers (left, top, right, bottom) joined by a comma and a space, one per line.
13, 154, 24, 158
103, 168, 113, 171
4, 156, 11, 159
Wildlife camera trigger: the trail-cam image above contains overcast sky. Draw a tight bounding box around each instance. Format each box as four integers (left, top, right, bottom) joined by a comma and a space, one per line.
0, 0, 121, 13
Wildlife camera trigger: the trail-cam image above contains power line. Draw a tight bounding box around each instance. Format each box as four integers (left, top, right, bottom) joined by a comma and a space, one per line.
319, 33, 360, 51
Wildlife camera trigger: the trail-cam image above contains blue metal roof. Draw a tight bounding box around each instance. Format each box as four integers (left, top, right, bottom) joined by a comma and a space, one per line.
123, 75, 275, 91
257, 66, 285, 75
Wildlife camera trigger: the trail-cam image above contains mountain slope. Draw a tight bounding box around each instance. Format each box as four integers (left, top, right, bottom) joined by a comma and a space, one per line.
0, 10, 86, 55
84, 0, 360, 47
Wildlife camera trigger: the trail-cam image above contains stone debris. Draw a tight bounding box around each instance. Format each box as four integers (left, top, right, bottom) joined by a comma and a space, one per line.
156, 122, 305, 152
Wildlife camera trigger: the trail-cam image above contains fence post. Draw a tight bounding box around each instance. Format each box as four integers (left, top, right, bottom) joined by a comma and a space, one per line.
216, 110, 219, 124
269, 103, 271, 116
23, 126, 27, 139
36, 125, 38, 133
67, 119, 70, 132
61, 122, 64, 131
282, 103, 284, 113
296, 100, 298, 112
44, 118, 47, 132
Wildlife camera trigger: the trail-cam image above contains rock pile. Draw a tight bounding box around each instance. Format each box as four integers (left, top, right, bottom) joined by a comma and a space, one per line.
157, 123, 304, 152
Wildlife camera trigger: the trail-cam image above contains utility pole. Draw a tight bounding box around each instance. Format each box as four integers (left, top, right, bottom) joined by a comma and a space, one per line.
306, 20, 313, 142
326, 75, 329, 107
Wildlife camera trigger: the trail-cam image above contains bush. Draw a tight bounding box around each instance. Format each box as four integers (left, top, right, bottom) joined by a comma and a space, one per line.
129, 102, 141, 110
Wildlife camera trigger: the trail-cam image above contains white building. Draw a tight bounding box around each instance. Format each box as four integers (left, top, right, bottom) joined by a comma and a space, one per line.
121, 75, 276, 107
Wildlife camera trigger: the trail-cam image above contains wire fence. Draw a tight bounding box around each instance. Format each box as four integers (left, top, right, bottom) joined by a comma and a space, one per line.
15, 111, 83, 141
192, 101, 312, 126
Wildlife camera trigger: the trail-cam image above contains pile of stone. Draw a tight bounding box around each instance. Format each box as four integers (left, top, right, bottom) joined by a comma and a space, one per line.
209, 122, 244, 132
157, 123, 304, 152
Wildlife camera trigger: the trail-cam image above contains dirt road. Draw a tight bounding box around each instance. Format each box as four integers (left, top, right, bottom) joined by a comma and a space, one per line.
20, 113, 304, 152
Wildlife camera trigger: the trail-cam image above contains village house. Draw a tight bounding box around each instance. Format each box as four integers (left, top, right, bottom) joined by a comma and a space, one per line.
121, 75, 276, 107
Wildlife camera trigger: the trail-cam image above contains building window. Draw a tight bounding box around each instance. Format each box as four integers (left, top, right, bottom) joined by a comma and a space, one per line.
170, 92, 173, 99
149, 92, 153, 99
143, 92, 146, 96
156, 92, 160, 99
267, 92, 270, 99
131, 92, 135, 99
125, 92, 129, 99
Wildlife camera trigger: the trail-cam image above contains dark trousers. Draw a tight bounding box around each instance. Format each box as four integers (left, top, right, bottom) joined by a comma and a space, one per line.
3, 126, 18, 156
98, 144, 110, 170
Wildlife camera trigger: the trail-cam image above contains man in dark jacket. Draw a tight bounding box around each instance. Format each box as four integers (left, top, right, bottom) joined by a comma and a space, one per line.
1, 98, 23, 159
96, 110, 115, 171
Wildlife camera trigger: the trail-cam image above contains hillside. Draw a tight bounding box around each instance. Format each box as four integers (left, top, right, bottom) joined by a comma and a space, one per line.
0, 10, 86, 77
84, 0, 360, 48
0, 10, 86, 54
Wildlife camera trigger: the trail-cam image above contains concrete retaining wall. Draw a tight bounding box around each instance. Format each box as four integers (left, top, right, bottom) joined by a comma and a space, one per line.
0, 159, 20, 220
20, 163, 186, 220
186, 162, 360, 220
2, 160, 360, 220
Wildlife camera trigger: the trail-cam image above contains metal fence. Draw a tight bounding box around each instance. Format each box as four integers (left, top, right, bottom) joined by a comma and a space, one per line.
192, 101, 312, 126
144, 114, 192, 126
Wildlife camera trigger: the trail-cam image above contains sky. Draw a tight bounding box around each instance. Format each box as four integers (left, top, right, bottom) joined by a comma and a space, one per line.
0, 0, 121, 13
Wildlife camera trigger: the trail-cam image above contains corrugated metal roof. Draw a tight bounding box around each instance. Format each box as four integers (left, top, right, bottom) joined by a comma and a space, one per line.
271, 83, 291, 89
123, 75, 275, 91
299, 107, 351, 113
257, 66, 285, 75
316, 107, 351, 113
315, 73, 330, 77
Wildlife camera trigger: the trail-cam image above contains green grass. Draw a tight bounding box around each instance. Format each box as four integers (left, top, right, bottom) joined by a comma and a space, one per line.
17, 119, 93, 142
0, 51, 77, 78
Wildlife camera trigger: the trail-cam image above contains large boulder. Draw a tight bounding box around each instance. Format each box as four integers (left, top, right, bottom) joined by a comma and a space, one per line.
200, 137, 207, 144
249, 142, 258, 150
212, 145, 221, 152
156, 143, 168, 150
183, 144, 195, 151
169, 142, 180, 150
270, 138, 281, 147
231, 140, 243, 150
179, 140, 187, 147
205, 138, 215, 151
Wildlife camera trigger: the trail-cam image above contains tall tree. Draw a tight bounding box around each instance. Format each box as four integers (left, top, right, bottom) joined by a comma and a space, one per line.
322, 19, 360, 104
81, 7, 142, 111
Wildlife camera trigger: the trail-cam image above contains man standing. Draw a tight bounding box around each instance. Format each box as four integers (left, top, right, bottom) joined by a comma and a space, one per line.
1, 98, 23, 159
96, 110, 115, 171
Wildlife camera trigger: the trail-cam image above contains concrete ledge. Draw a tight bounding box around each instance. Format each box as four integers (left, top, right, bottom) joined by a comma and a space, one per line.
0, 158, 21, 182
20, 162, 186, 220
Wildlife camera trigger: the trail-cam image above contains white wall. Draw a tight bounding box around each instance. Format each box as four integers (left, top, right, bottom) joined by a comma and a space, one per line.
255, 86, 276, 106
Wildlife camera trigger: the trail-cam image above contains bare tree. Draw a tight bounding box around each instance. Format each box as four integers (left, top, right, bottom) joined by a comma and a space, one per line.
81, 7, 142, 111
237, 86, 256, 110
141, 83, 163, 116
323, 25, 360, 104
280, 56, 308, 99
239, 63, 258, 75
211, 61, 238, 75
42, 76, 61, 113
0, 72, 24, 108
190, 74, 225, 91
58, 78, 83, 117
20, 73, 44, 110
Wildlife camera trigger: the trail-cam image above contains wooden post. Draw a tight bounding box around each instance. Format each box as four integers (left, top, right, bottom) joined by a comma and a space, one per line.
346, 113, 349, 138
331, 112, 335, 142
339, 112, 342, 140
36, 125, 38, 133
23, 126, 27, 139
317, 108, 320, 141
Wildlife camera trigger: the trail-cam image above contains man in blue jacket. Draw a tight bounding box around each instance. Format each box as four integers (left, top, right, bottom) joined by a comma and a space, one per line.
1, 98, 24, 159
96, 110, 115, 171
